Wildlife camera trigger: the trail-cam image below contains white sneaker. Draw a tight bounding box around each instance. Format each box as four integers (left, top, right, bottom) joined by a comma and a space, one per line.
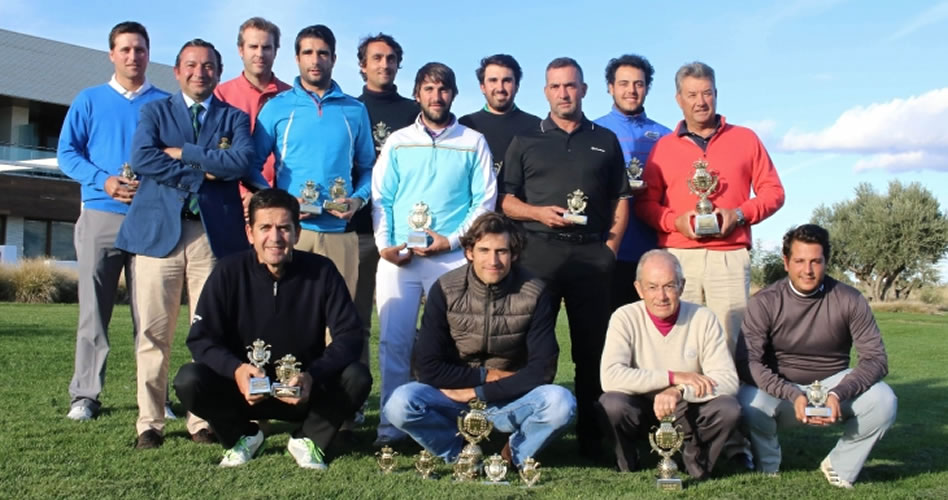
219, 430, 264, 467
67, 405, 94, 421
287, 437, 328, 470
164, 404, 177, 420
820, 456, 854, 489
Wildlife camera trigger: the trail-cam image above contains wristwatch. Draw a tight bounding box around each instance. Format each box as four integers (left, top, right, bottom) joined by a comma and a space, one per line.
735, 207, 746, 226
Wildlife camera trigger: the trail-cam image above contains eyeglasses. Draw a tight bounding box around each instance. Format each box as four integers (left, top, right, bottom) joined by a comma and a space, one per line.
642, 283, 681, 295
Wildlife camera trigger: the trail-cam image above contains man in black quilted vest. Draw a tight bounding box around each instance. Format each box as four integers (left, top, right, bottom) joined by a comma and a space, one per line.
383, 212, 575, 469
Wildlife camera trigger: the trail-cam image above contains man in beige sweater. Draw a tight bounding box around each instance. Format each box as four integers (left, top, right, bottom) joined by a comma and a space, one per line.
598, 249, 740, 479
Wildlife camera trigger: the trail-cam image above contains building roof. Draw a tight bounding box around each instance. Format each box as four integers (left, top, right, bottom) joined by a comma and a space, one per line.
0, 28, 178, 106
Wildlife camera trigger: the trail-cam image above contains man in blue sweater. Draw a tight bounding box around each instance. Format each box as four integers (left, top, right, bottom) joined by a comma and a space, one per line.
594, 54, 671, 311
58, 21, 169, 422
253, 24, 375, 298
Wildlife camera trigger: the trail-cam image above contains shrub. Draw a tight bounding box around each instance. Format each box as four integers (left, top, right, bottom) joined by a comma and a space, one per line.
919, 286, 946, 306
9, 259, 79, 304
0, 265, 14, 302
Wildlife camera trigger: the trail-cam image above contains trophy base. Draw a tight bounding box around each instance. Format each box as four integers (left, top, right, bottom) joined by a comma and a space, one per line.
406, 232, 429, 248
300, 204, 323, 215
482, 480, 510, 485
248, 376, 271, 395
805, 406, 833, 418
693, 213, 720, 236
563, 213, 588, 225
628, 180, 645, 189
323, 201, 350, 212
657, 478, 683, 490
271, 384, 301, 398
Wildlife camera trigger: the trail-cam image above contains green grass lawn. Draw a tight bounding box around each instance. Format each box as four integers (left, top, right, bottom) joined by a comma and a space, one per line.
0, 304, 945, 499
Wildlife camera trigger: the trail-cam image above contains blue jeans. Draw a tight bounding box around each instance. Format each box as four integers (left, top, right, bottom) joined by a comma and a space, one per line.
383, 382, 576, 466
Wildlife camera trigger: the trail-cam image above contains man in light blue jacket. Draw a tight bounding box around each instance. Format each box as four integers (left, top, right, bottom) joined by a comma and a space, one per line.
253, 24, 375, 298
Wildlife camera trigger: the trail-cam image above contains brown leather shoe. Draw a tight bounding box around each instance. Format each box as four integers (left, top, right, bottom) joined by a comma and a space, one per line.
190, 429, 217, 444
136, 429, 163, 449
501, 440, 517, 471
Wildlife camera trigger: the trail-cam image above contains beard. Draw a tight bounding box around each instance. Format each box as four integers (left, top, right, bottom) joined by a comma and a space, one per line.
421, 104, 452, 126
487, 94, 514, 113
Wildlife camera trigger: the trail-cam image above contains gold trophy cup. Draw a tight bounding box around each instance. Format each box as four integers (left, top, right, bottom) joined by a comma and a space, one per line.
271, 354, 302, 398
454, 399, 493, 481
323, 177, 350, 212
376, 446, 399, 474
518, 457, 541, 487
649, 415, 685, 490
414, 449, 440, 479
687, 159, 720, 236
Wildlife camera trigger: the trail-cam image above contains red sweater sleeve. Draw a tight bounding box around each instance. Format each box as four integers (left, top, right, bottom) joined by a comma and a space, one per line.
739, 132, 785, 225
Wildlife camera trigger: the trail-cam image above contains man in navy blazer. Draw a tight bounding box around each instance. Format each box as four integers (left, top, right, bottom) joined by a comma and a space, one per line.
117, 38, 263, 449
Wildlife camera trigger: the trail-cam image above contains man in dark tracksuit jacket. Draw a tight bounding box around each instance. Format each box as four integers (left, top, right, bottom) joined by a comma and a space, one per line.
383, 212, 575, 468
174, 189, 370, 470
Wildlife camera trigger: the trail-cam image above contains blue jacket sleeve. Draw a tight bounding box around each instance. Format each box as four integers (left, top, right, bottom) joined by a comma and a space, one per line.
180, 109, 255, 181
351, 104, 376, 201
130, 103, 205, 193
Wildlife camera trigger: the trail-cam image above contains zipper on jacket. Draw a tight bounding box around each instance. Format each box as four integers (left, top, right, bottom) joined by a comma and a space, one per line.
481, 288, 492, 357
273, 281, 278, 297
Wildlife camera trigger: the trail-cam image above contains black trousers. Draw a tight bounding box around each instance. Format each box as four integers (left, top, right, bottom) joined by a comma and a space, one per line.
520, 234, 615, 449
597, 392, 741, 479
174, 362, 372, 449
610, 259, 642, 312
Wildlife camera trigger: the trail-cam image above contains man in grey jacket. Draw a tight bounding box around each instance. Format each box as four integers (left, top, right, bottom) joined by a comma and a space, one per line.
736, 224, 897, 488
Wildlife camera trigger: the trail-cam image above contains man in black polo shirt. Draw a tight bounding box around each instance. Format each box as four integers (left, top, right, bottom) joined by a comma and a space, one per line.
500, 57, 631, 459
459, 54, 540, 176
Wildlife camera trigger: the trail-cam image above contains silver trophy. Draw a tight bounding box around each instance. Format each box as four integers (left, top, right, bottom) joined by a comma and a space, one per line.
245, 339, 272, 395
626, 157, 645, 189
483, 454, 509, 484
518, 457, 541, 487
406, 201, 432, 248
563, 189, 589, 225
299, 180, 323, 215
805, 380, 833, 418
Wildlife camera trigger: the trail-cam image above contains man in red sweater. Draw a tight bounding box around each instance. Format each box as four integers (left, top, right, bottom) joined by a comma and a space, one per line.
636, 61, 784, 355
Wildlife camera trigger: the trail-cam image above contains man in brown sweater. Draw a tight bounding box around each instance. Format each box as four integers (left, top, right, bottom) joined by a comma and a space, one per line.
736, 224, 897, 488
598, 249, 740, 479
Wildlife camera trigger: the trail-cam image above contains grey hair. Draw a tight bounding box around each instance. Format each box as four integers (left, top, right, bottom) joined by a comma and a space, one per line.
636, 249, 685, 288
674, 61, 715, 93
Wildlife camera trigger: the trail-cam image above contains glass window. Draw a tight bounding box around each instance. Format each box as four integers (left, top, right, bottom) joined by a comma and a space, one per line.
50, 221, 76, 261
23, 219, 47, 258
0, 215, 6, 245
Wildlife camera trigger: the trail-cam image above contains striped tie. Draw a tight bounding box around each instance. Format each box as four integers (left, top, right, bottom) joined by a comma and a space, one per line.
188, 103, 204, 215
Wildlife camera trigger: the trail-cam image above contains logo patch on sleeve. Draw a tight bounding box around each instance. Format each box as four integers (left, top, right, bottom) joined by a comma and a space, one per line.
645, 131, 661, 140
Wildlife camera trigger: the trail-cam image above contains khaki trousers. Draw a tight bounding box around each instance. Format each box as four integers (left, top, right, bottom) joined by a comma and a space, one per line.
132, 221, 213, 435
295, 230, 359, 350
667, 247, 750, 354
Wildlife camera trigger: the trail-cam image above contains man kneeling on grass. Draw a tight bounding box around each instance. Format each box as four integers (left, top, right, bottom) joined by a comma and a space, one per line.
383, 212, 575, 469
736, 224, 897, 488
174, 189, 371, 468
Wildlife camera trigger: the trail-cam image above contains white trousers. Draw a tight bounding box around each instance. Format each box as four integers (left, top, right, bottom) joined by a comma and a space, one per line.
375, 249, 466, 441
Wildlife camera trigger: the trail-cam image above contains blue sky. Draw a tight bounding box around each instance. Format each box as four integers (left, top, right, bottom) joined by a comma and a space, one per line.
3, 0, 947, 278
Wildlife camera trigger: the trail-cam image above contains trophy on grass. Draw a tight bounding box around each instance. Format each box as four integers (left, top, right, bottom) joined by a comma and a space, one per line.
406, 201, 432, 248
271, 354, 302, 398
454, 399, 493, 481
518, 457, 541, 487
414, 449, 440, 479
323, 177, 350, 212
299, 180, 324, 215
687, 159, 720, 236
483, 454, 509, 484
245, 339, 272, 395
563, 189, 589, 225
119, 163, 137, 181
376, 446, 399, 474
626, 157, 645, 189
649, 415, 685, 490
805, 380, 833, 418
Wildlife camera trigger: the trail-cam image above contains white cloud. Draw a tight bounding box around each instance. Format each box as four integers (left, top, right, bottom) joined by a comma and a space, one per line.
778, 87, 948, 171
853, 152, 948, 173
886, 1, 948, 42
